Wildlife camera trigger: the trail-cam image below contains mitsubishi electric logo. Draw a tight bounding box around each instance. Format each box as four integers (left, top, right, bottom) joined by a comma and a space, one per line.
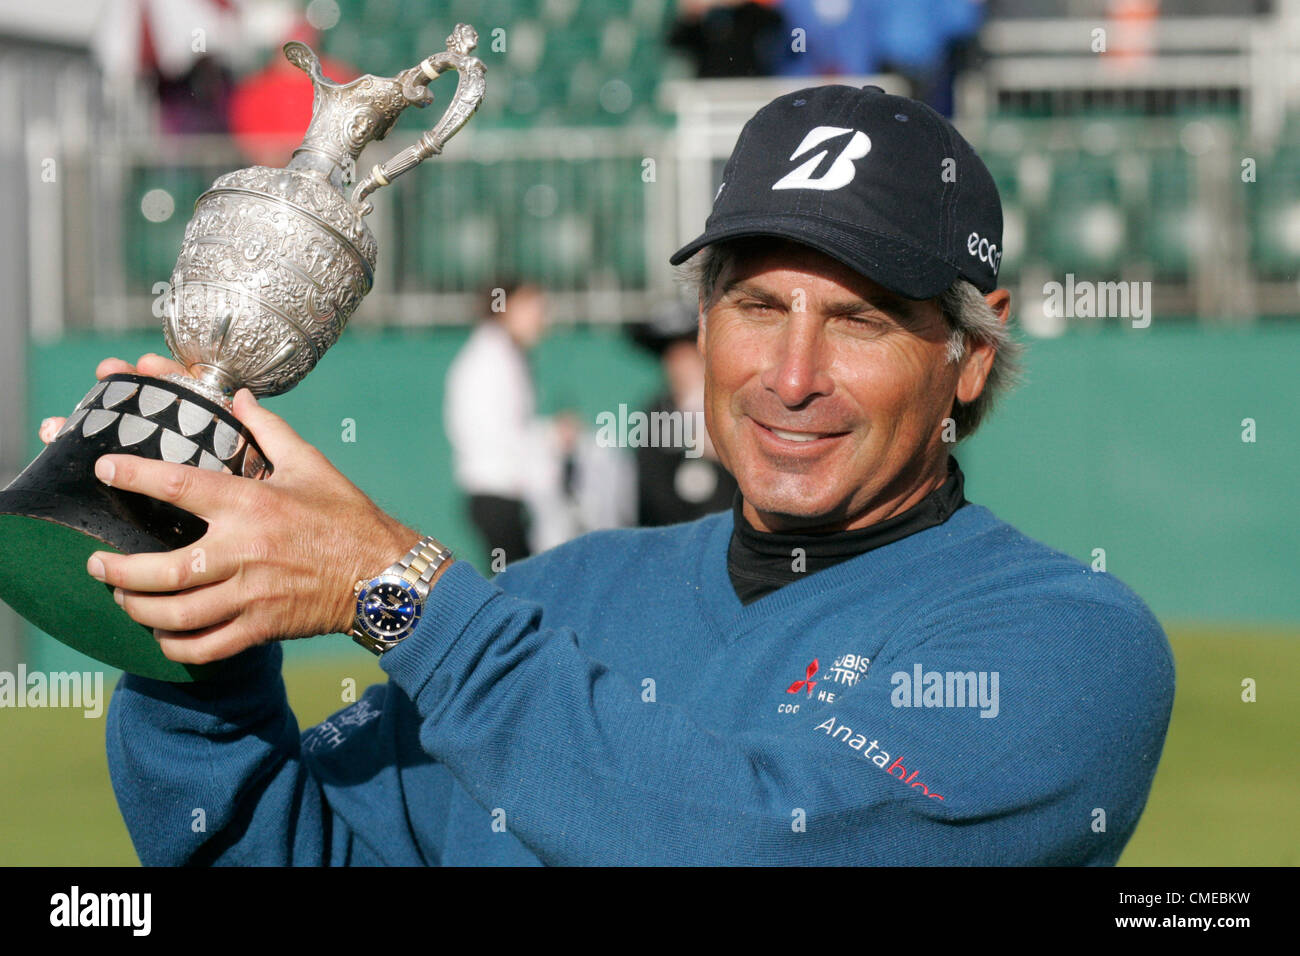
772, 126, 871, 191
788, 659, 819, 697
779, 653, 870, 715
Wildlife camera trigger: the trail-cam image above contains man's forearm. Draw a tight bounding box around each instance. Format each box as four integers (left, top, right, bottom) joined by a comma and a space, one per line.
106, 644, 336, 866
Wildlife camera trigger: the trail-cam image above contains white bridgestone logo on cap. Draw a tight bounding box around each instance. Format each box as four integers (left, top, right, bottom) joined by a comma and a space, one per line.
772, 126, 872, 192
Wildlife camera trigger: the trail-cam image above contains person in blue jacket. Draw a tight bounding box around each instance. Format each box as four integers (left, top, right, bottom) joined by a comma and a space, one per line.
57, 85, 1174, 865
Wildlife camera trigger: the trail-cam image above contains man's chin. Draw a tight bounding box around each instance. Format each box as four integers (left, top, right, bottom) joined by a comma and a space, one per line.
737, 480, 853, 531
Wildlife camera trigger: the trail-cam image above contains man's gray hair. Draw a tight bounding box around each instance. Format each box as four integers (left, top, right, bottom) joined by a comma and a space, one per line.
936, 279, 1023, 441
675, 241, 1023, 442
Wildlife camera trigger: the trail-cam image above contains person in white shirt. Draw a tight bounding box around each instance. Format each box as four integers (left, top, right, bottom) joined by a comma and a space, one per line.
443, 283, 575, 565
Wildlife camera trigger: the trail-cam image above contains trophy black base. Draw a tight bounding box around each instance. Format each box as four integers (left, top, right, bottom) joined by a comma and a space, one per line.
0, 374, 272, 682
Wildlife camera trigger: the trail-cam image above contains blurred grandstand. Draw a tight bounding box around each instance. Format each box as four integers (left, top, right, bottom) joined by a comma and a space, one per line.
2, 0, 1298, 344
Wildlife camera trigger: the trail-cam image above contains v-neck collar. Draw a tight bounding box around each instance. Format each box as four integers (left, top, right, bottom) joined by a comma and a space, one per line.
693, 497, 992, 645
726, 457, 967, 605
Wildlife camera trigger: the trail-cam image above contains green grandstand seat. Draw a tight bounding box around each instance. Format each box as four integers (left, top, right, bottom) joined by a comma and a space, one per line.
1249, 150, 1300, 279
579, 0, 621, 17
320, 27, 365, 69
980, 151, 1020, 271
397, 159, 501, 291
1279, 109, 1300, 147
537, 0, 581, 25
1042, 155, 1126, 276
399, 0, 452, 20
603, 182, 647, 285
122, 166, 212, 291
1142, 150, 1198, 280
630, 0, 669, 29
564, 59, 604, 118
598, 18, 637, 70
331, 0, 370, 27
543, 33, 602, 75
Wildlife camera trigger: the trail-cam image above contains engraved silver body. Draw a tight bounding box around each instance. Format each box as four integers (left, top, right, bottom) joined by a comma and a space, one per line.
162, 25, 486, 405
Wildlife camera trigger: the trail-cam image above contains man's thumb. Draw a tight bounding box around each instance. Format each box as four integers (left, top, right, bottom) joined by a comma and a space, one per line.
231, 388, 304, 463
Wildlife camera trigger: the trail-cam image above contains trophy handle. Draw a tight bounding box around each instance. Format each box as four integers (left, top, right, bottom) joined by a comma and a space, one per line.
351, 23, 487, 216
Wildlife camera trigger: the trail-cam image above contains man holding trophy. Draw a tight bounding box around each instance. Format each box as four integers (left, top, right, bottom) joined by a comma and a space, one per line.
12, 39, 1173, 864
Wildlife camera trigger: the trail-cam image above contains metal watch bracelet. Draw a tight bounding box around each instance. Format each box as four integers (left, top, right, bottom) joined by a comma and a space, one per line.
351, 535, 453, 655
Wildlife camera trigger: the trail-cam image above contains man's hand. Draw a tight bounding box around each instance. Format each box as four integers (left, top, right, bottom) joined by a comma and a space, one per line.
40, 355, 420, 665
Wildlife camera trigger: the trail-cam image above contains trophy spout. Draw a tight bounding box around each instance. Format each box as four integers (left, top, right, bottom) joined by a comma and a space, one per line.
284, 23, 486, 209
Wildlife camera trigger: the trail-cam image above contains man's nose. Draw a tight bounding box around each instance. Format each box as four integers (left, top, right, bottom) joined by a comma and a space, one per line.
759, 315, 834, 407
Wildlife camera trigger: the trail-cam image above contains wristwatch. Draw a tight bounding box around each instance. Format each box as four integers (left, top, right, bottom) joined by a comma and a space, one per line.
351, 535, 454, 655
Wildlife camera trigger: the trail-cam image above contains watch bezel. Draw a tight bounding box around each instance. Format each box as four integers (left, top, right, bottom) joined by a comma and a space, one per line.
353, 573, 424, 644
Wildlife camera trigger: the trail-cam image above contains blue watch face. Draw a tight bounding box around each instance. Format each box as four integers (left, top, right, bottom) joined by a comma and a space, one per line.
357, 580, 420, 638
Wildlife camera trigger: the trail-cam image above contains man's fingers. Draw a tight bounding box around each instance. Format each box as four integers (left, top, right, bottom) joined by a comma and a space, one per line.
115, 582, 242, 634
39, 418, 65, 444
134, 352, 189, 379
95, 357, 138, 380
88, 538, 235, 594
155, 618, 260, 666
94, 353, 189, 383
93, 454, 247, 522
230, 389, 309, 468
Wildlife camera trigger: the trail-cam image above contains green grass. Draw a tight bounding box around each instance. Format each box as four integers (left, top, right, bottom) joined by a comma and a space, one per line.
1, 627, 1295, 866
0, 655, 370, 866
1117, 626, 1299, 866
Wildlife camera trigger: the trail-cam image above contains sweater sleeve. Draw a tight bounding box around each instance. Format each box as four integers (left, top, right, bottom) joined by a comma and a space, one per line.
106, 643, 390, 866
380, 560, 1175, 866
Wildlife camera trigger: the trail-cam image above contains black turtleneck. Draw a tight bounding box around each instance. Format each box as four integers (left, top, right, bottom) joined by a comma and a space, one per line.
726, 456, 968, 605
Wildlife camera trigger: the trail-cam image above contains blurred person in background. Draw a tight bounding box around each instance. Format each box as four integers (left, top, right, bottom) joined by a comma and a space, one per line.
873, 0, 984, 117
93, 0, 244, 134
774, 0, 984, 116
629, 301, 737, 525
669, 0, 786, 77
228, 17, 358, 167
156, 53, 235, 135
444, 282, 577, 568
772, 0, 886, 77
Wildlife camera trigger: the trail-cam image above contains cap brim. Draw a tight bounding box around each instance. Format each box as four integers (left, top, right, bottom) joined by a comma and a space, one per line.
669, 215, 964, 300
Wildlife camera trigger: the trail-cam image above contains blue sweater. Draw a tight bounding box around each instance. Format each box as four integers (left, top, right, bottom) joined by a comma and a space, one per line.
106, 503, 1175, 865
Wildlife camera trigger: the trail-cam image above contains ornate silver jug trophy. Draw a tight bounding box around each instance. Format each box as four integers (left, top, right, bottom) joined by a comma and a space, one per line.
0, 26, 486, 681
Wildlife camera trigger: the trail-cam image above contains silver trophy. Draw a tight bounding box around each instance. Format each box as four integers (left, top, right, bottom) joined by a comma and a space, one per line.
0, 26, 486, 681
167, 24, 487, 406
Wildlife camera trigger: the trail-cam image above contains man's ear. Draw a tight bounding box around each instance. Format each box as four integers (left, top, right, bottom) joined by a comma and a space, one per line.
986, 287, 1011, 323
696, 295, 707, 356
955, 288, 1011, 405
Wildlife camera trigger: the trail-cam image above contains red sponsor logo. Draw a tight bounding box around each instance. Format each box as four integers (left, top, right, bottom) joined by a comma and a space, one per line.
788, 659, 819, 697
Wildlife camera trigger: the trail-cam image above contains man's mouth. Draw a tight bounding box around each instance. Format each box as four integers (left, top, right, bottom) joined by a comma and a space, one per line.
767, 427, 823, 443
752, 419, 850, 445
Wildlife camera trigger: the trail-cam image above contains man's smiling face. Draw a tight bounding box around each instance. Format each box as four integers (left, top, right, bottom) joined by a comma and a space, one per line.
699, 240, 980, 534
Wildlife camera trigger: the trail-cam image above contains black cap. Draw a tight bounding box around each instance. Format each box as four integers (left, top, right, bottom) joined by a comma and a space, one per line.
669, 85, 1004, 299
